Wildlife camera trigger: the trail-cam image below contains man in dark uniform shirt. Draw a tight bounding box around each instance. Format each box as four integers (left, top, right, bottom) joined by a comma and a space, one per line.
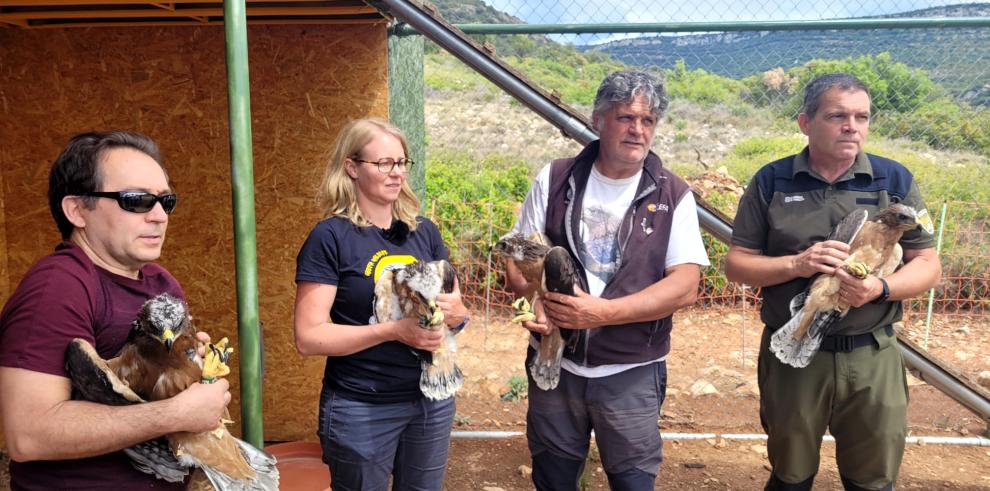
726, 74, 941, 490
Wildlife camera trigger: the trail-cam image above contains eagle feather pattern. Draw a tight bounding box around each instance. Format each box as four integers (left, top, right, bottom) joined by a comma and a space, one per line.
65, 294, 278, 490
494, 233, 580, 391
374, 259, 463, 401
770, 204, 918, 367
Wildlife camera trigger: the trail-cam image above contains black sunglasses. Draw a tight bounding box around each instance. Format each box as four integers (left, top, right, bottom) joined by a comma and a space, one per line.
78, 191, 178, 214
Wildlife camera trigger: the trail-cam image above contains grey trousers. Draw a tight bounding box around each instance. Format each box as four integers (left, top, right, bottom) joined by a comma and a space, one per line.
526, 347, 667, 491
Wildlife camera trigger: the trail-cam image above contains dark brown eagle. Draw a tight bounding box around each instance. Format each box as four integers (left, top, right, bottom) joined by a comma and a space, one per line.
494, 233, 580, 391
770, 203, 920, 367
374, 259, 461, 401
65, 293, 279, 490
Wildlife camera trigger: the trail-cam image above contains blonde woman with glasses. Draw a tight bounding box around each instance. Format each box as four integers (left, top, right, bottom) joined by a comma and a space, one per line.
293, 118, 469, 490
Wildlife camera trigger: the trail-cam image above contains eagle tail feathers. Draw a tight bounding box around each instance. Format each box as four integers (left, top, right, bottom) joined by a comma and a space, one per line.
420, 361, 463, 401
530, 329, 564, 391
770, 307, 843, 368
420, 333, 463, 400
182, 434, 279, 491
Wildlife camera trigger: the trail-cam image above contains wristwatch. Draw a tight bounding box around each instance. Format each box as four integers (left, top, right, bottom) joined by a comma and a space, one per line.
872, 277, 890, 304
451, 315, 470, 334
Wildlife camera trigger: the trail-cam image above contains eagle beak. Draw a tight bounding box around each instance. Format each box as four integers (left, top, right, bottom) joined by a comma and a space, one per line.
163, 328, 175, 351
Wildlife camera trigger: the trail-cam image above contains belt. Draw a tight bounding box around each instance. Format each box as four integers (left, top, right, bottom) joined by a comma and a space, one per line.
820, 325, 894, 353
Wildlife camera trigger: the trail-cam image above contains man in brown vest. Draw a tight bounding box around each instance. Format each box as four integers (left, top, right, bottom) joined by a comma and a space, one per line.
505, 70, 709, 490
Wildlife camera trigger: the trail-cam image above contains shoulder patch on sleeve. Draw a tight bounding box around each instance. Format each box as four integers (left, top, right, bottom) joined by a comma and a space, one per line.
916, 208, 935, 235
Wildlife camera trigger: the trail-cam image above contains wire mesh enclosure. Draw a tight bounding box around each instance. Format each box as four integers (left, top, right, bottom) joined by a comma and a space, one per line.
420, 1, 989, 333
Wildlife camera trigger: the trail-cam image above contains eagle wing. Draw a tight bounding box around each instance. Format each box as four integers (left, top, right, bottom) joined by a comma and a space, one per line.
827, 208, 868, 244
771, 205, 917, 367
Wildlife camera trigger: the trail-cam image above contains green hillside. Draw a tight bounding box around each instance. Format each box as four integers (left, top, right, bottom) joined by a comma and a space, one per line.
583, 4, 990, 104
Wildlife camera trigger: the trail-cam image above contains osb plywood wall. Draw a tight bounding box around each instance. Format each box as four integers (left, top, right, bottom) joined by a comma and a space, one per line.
0, 24, 389, 443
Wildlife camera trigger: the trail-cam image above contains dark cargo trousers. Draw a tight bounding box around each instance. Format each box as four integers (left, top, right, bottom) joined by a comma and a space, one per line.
525, 347, 668, 491
759, 326, 907, 490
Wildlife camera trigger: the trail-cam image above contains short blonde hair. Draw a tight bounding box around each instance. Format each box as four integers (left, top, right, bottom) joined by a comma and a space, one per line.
316, 118, 420, 230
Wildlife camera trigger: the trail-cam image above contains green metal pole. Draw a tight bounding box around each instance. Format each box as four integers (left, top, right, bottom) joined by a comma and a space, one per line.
395, 17, 990, 36
923, 201, 948, 349
223, 0, 263, 448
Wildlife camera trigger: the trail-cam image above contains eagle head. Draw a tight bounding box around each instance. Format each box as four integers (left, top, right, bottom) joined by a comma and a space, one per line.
874, 203, 919, 232
394, 260, 456, 327
493, 233, 550, 262
133, 293, 190, 351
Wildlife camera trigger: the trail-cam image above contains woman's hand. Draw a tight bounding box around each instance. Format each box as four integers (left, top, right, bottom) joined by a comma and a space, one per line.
436, 277, 470, 330
389, 318, 444, 351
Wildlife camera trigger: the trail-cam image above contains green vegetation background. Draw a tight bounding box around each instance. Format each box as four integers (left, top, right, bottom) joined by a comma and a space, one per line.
422, 32, 989, 304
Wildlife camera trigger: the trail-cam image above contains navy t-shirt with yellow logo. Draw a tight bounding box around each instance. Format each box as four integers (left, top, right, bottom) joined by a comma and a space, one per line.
295, 216, 449, 403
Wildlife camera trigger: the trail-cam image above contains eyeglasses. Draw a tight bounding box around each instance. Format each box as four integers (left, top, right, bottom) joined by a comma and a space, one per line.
78, 191, 178, 214
352, 157, 415, 174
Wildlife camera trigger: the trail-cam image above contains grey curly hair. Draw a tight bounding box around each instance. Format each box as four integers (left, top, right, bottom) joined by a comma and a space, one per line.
591, 70, 669, 128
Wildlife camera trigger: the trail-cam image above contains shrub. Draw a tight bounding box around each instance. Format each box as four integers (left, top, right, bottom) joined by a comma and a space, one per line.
875, 100, 990, 155
500, 375, 528, 401
665, 60, 746, 107
764, 53, 940, 116
425, 153, 532, 264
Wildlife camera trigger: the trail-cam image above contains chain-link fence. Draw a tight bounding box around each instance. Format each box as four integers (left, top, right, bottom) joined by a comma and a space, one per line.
429, 199, 990, 322
421, 1, 990, 321
417, 1, 990, 411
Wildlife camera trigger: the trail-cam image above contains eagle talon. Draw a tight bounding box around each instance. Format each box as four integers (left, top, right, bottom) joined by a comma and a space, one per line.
510, 297, 536, 323
845, 262, 871, 279
420, 300, 445, 327
201, 337, 233, 383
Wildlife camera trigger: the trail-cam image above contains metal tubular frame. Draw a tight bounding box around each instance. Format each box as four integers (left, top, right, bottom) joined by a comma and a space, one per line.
395, 17, 990, 36
371, 0, 990, 429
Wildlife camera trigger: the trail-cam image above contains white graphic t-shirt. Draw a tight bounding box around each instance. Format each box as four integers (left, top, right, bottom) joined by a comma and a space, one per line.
510, 161, 710, 378
578, 165, 641, 297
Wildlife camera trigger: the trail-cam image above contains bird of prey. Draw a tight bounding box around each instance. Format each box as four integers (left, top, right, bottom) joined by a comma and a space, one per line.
494, 233, 580, 391
770, 203, 920, 367
374, 259, 462, 401
65, 293, 279, 490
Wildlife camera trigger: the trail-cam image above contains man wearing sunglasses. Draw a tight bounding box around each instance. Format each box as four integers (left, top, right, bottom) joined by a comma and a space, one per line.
0, 131, 231, 489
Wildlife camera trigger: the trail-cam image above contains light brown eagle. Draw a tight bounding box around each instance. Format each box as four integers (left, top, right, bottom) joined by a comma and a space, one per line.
494, 233, 580, 391
374, 259, 461, 401
770, 203, 920, 367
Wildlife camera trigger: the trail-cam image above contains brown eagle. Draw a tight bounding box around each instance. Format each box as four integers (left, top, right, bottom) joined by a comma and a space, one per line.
374, 259, 461, 401
494, 233, 580, 391
770, 203, 920, 367
65, 294, 279, 490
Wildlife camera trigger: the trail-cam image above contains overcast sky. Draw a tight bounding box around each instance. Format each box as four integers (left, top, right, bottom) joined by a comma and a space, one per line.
485, 0, 976, 23
482, 0, 983, 43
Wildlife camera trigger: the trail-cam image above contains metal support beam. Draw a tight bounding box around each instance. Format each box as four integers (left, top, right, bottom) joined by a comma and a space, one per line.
371, 0, 733, 240
223, 0, 263, 448
395, 17, 990, 36
387, 26, 427, 203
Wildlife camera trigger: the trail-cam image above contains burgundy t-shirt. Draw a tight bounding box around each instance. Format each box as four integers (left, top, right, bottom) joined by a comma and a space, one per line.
0, 242, 186, 490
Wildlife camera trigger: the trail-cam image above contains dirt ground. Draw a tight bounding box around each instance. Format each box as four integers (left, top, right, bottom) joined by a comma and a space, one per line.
445, 307, 990, 490
2, 307, 987, 490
